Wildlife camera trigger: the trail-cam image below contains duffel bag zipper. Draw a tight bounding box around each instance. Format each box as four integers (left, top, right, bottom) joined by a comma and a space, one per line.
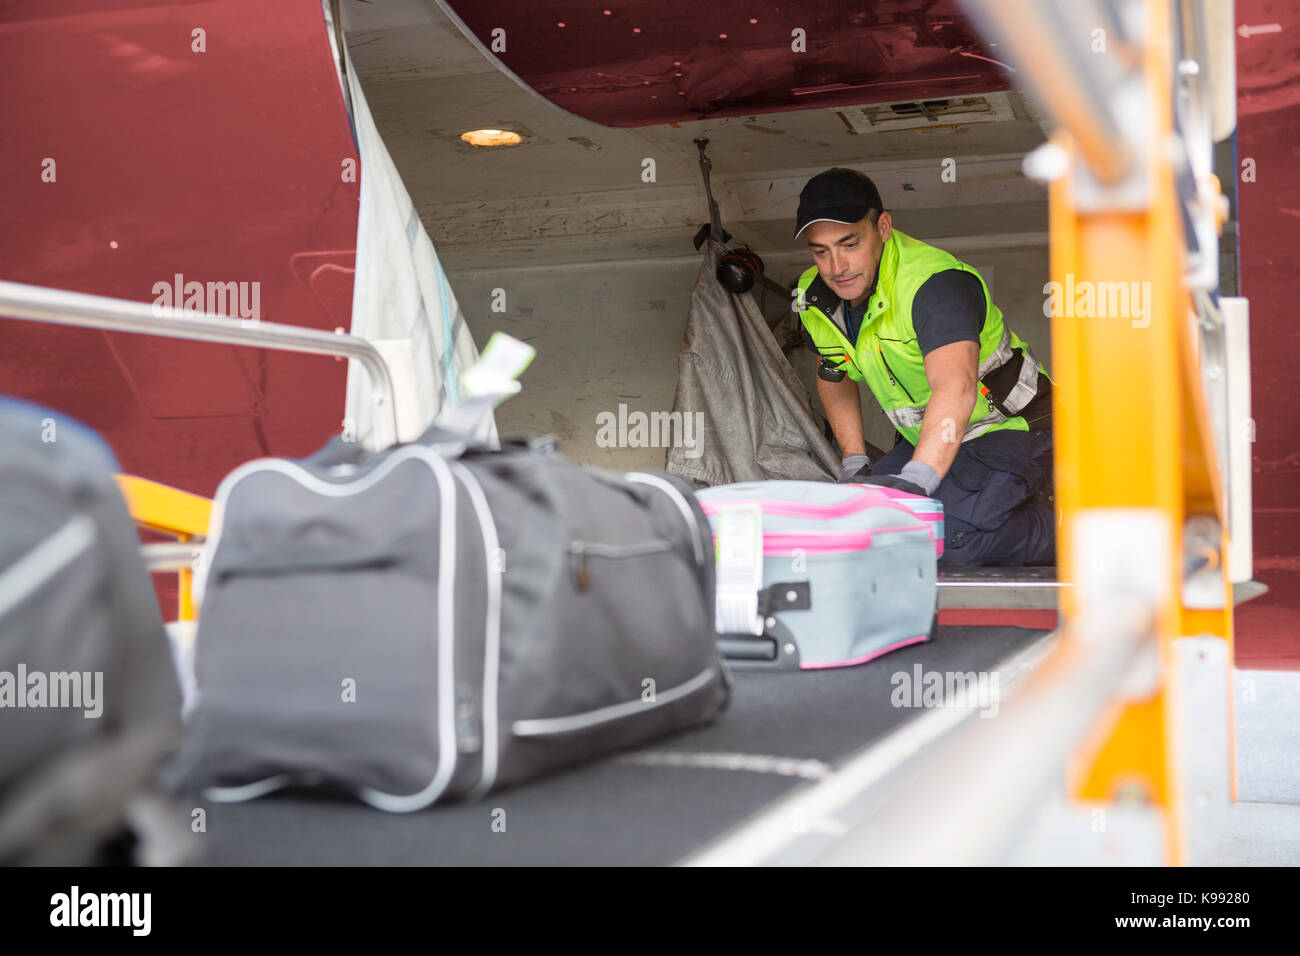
568, 539, 674, 591
624, 473, 707, 568
216, 551, 399, 580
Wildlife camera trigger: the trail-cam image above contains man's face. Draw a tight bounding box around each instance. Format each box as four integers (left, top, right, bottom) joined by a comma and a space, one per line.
805, 212, 892, 307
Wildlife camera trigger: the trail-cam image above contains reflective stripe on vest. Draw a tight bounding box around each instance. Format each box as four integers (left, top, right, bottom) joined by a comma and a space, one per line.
978, 328, 1014, 379
977, 328, 1041, 415
884, 404, 926, 431
887, 338, 1042, 440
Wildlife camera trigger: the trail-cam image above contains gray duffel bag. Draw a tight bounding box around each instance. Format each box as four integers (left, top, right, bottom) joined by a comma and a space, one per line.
172, 429, 730, 810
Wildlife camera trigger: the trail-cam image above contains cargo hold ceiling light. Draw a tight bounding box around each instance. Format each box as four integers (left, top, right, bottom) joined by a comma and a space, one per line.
460, 128, 523, 147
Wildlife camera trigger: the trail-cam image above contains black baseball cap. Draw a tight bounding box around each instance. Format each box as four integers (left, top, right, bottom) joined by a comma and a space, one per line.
793, 168, 885, 240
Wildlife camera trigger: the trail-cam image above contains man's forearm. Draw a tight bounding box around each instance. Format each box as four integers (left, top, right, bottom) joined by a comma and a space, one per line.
816, 375, 866, 457
911, 385, 976, 481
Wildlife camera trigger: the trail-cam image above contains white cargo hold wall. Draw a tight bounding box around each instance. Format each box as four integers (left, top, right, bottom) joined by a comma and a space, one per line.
333, 34, 497, 450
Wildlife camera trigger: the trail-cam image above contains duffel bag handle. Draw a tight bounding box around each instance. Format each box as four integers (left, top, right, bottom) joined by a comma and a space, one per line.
413, 424, 558, 458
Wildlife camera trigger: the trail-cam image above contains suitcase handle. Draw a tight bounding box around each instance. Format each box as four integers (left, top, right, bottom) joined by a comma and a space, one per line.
757, 581, 812, 616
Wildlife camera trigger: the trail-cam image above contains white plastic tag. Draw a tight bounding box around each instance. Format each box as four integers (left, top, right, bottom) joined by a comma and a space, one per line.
434, 332, 536, 433
713, 502, 764, 635
460, 331, 536, 398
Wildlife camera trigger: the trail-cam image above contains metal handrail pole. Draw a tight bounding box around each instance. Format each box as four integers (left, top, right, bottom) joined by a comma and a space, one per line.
0, 279, 399, 444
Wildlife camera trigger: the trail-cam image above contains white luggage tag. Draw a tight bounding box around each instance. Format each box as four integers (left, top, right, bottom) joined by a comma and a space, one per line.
433, 332, 536, 436
712, 502, 764, 636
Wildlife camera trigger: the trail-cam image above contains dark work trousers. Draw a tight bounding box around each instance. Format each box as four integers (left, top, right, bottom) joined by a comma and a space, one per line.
870, 428, 1056, 568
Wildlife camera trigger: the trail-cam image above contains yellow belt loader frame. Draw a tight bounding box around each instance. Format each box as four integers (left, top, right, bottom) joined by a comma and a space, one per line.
966, 0, 1240, 864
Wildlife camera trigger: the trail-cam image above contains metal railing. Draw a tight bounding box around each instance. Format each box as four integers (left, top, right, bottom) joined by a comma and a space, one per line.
816, 598, 1153, 865
960, 0, 1137, 184
140, 541, 202, 573
0, 279, 400, 446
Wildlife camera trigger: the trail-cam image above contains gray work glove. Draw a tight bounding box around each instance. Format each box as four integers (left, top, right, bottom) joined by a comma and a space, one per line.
899, 460, 942, 495
857, 460, 941, 497
838, 454, 871, 482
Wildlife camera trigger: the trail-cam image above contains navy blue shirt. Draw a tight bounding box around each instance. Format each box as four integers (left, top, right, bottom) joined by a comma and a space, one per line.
845, 269, 985, 354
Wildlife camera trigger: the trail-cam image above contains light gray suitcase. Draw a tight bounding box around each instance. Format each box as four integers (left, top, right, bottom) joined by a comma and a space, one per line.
173, 431, 730, 810
696, 480, 939, 670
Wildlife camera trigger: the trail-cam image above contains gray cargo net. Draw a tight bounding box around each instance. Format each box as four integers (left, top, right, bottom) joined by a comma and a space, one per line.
665, 239, 839, 487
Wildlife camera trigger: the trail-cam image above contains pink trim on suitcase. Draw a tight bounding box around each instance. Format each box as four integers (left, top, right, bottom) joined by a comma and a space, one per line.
851, 484, 928, 501
799, 634, 930, 670
700, 493, 939, 523
699, 492, 942, 559
758, 526, 931, 555
845, 484, 947, 551
699, 487, 944, 556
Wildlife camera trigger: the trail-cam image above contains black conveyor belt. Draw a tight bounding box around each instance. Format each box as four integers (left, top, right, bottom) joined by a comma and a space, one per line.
191, 625, 1050, 865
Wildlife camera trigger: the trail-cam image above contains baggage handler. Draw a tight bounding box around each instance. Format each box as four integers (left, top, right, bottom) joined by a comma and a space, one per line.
792, 168, 1055, 567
